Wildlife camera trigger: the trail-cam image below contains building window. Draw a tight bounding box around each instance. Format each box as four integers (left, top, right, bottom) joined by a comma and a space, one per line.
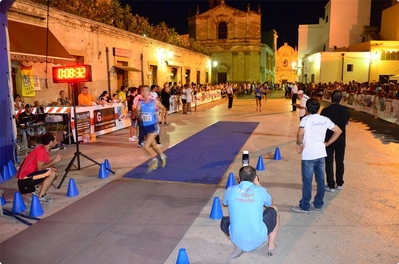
346, 64, 353, 72
218, 22, 227, 39
381, 51, 399, 60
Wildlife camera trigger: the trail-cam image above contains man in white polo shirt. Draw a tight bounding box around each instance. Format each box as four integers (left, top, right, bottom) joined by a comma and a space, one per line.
292, 98, 342, 213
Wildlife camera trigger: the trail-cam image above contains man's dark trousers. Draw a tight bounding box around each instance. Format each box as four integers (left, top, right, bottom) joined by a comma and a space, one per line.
228, 94, 233, 108
292, 93, 297, 111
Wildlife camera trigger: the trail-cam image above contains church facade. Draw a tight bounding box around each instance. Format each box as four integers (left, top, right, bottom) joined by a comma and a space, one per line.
188, 0, 275, 84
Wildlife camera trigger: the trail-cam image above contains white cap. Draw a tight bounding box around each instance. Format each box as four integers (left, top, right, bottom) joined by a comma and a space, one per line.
297, 90, 304, 94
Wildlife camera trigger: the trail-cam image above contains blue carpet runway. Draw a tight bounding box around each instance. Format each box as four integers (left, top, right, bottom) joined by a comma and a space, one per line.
123, 121, 259, 184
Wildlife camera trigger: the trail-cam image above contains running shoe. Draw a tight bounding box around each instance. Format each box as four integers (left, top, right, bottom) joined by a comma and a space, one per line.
147, 158, 158, 173
161, 154, 167, 168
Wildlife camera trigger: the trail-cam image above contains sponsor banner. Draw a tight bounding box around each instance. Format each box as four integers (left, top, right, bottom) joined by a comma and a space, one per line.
76, 111, 90, 141
94, 107, 116, 132
20, 65, 35, 97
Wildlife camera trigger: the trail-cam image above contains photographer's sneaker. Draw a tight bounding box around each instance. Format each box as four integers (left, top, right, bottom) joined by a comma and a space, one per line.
337, 185, 343, 190
39, 195, 55, 204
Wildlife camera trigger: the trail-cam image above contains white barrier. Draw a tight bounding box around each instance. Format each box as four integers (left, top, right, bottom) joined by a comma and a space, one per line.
323, 92, 399, 125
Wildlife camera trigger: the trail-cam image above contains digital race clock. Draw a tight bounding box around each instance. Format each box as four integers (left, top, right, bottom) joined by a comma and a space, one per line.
52, 65, 92, 83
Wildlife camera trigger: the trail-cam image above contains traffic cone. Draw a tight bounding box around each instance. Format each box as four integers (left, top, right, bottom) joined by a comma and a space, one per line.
273, 147, 282, 160
12, 192, 27, 213
1, 195, 6, 206
225, 172, 236, 189
8, 160, 17, 177
98, 163, 108, 179
29, 195, 44, 217
256, 156, 265, 171
66, 178, 79, 197
104, 159, 112, 174
2, 165, 11, 181
176, 248, 190, 264
209, 196, 223, 220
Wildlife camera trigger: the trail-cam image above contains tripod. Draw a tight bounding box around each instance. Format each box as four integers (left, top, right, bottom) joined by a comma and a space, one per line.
57, 83, 115, 188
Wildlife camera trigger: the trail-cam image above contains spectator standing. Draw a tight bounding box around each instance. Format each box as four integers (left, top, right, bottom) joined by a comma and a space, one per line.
57, 90, 71, 106
227, 83, 234, 109
291, 82, 298, 111
221, 166, 280, 259
128, 87, 138, 142
160, 85, 171, 125
78, 86, 104, 106
294, 90, 309, 120
181, 84, 187, 114
133, 87, 145, 147
292, 98, 342, 213
321, 90, 349, 192
186, 84, 193, 114
117, 86, 128, 104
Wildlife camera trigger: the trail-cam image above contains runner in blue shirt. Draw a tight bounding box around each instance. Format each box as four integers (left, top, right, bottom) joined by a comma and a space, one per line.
135, 85, 167, 173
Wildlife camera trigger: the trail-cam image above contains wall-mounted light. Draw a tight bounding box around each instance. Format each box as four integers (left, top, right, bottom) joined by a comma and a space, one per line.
372, 51, 379, 61
212, 61, 218, 67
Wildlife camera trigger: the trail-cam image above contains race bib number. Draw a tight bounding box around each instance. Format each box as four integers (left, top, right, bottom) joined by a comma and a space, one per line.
141, 113, 152, 122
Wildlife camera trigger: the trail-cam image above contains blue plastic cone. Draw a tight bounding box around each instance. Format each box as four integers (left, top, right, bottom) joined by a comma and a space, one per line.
225, 172, 236, 189
12, 192, 27, 213
1, 195, 6, 206
98, 163, 108, 179
104, 159, 112, 174
2, 165, 11, 181
8, 160, 17, 177
273, 147, 282, 160
209, 196, 223, 220
29, 195, 44, 217
256, 156, 265, 171
176, 248, 190, 264
66, 178, 79, 197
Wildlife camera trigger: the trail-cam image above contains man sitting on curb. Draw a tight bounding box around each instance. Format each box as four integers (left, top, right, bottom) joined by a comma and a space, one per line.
221, 166, 280, 259
16, 133, 62, 204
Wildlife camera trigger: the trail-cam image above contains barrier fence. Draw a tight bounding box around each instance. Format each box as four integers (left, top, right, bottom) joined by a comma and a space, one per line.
323, 91, 399, 125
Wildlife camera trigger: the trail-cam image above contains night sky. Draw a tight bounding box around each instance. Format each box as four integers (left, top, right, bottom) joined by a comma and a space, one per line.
120, 0, 392, 49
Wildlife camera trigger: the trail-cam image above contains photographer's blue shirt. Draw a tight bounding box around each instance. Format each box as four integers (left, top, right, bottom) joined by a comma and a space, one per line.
223, 181, 272, 252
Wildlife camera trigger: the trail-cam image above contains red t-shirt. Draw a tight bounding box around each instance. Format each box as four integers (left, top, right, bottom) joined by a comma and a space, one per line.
17, 145, 50, 179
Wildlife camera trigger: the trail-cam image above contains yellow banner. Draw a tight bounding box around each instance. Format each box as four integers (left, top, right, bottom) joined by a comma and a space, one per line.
20, 65, 35, 97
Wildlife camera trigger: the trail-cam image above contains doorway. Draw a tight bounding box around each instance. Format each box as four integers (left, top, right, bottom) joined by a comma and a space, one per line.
218, 72, 227, 83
